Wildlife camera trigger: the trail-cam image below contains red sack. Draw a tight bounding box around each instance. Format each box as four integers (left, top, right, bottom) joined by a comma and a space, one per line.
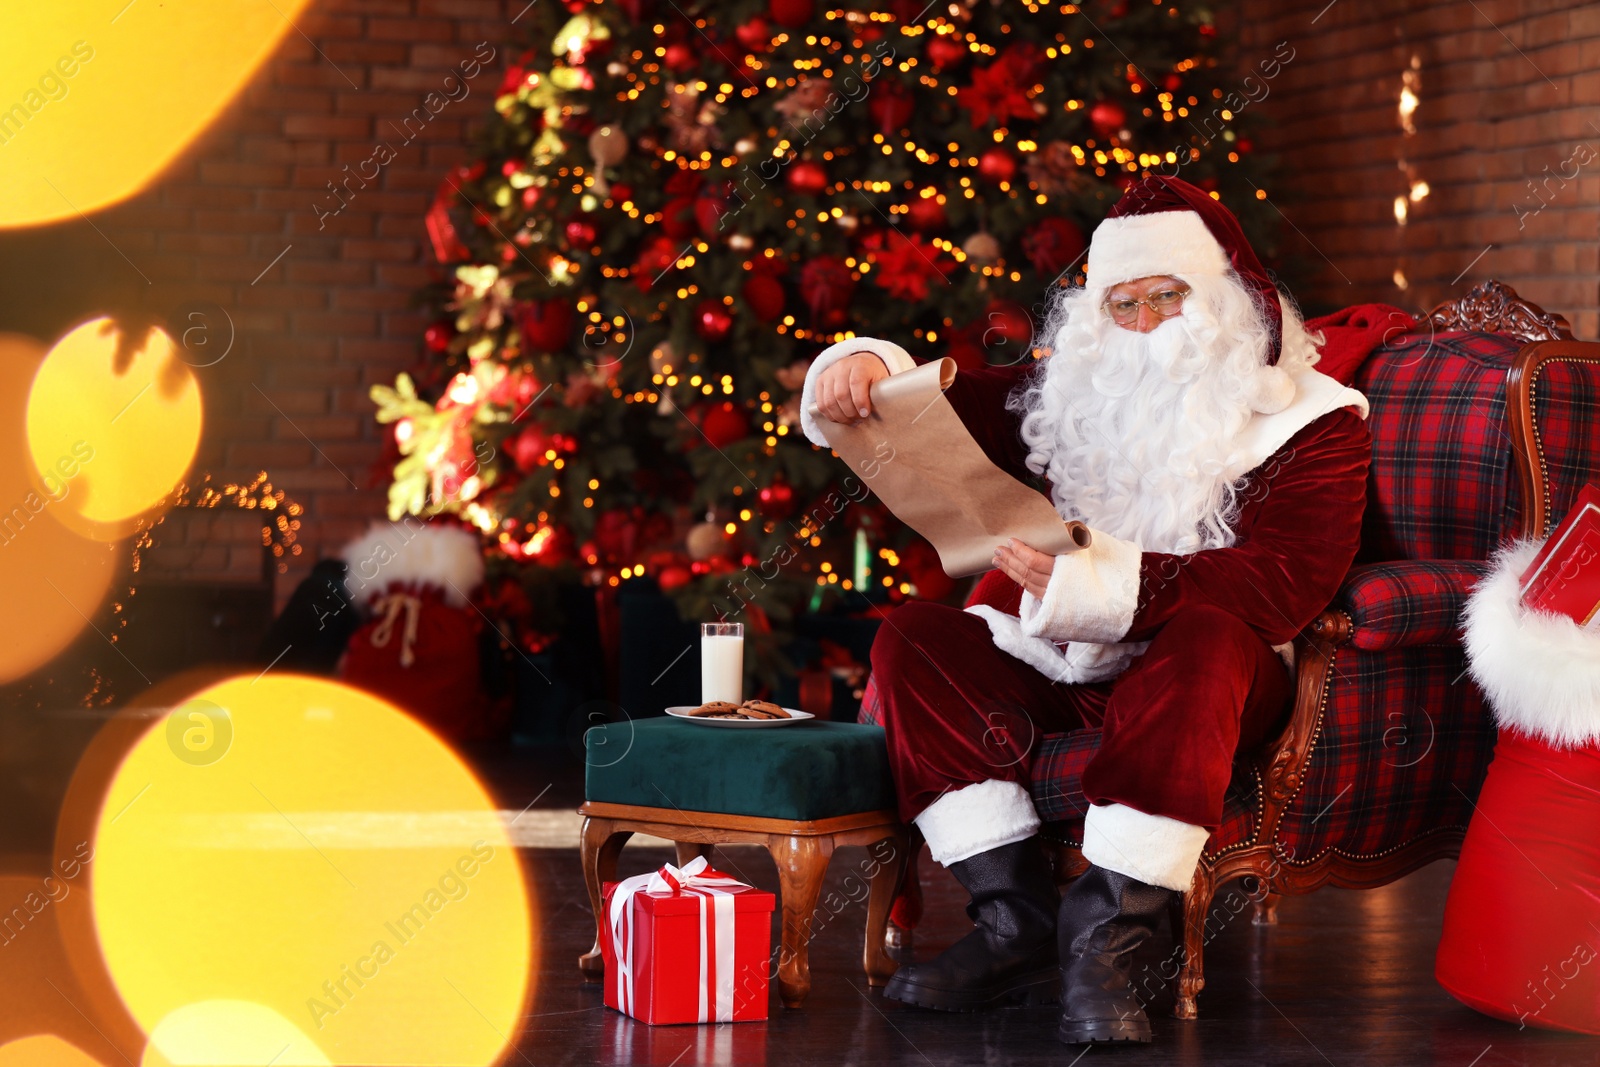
337, 523, 503, 742
1435, 731, 1600, 1034
340, 583, 499, 742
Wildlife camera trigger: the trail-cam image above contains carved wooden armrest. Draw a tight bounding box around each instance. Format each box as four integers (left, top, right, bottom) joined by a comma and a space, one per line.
1252, 609, 1352, 840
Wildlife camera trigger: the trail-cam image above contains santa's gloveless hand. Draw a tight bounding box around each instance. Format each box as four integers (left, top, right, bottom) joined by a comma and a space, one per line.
993, 538, 1054, 599
815, 352, 889, 425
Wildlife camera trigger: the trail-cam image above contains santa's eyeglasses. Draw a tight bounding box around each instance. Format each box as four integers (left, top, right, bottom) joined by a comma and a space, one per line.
1102, 285, 1190, 325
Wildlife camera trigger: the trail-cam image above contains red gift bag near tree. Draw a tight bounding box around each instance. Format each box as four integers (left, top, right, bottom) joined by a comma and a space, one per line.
338, 522, 502, 742
1438, 538, 1600, 1034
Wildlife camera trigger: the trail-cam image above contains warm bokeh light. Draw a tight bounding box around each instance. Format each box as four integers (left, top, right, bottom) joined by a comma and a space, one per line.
91, 675, 534, 1066
0, 332, 119, 683
0, 1, 314, 227
140, 1002, 331, 1067
0, 1036, 107, 1066
27, 317, 201, 540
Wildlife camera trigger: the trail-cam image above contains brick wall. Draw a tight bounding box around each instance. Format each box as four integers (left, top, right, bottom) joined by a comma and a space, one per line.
0, 0, 521, 608
3, 0, 1596, 611
1227, 0, 1600, 336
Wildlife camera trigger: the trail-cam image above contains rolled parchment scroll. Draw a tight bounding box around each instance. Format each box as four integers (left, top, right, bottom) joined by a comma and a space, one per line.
810, 356, 1090, 578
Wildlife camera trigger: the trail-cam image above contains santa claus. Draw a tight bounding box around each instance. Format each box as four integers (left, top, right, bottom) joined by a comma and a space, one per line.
801, 176, 1371, 1045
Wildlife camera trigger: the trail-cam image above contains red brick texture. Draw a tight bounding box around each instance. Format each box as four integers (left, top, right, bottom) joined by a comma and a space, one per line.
0, 0, 520, 605
1226, 0, 1600, 335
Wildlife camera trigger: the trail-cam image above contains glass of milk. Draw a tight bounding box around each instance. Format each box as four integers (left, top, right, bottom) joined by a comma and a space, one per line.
700, 622, 744, 705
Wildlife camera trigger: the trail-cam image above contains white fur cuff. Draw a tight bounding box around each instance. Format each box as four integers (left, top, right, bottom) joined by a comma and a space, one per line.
799, 336, 918, 448
914, 779, 1041, 866
1463, 538, 1600, 749
1017, 527, 1142, 645
1082, 802, 1209, 892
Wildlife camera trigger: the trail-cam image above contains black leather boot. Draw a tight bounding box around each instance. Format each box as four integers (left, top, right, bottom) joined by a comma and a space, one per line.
882, 837, 1059, 1012
1057, 864, 1176, 1044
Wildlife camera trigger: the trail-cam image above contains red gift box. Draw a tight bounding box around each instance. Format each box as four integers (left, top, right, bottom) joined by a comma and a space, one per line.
1520, 483, 1600, 629
601, 856, 776, 1024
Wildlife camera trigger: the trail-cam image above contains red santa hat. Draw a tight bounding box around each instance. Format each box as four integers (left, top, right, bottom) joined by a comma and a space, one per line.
1086, 177, 1296, 413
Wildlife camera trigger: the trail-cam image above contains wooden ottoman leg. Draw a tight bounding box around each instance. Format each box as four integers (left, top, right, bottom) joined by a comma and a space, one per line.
863, 829, 908, 986
579, 816, 631, 981
675, 841, 714, 867
769, 833, 832, 1008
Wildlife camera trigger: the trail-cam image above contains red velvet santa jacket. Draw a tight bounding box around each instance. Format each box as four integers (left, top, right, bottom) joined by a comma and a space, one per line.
803, 345, 1373, 682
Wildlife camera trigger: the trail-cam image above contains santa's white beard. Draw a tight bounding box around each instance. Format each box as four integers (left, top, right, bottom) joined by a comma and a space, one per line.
1010, 277, 1273, 556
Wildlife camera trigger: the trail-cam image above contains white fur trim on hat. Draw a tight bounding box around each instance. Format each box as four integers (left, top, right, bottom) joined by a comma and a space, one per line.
1085, 210, 1230, 292
914, 778, 1041, 866
800, 336, 918, 448
1082, 802, 1210, 892
1463, 538, 1600, 749
1017, 526, 1143, 645
341, 520, 484, 607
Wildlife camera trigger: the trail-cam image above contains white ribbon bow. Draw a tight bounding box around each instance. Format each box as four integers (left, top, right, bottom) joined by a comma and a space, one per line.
608, 855, 745, 1022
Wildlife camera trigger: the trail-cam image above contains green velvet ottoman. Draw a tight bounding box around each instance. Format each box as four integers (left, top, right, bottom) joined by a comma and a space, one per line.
578, 718, 908, 1008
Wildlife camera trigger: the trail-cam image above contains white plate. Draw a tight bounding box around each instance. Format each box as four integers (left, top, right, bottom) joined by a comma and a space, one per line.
664, 705, 816, 728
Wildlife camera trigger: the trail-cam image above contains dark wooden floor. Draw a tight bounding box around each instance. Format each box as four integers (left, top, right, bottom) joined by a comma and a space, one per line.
510, 838, 1600, 1067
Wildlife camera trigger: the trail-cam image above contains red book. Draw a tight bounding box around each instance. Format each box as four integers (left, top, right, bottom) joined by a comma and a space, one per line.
600, 862, 775, 1025
1519, 483, 1600, 629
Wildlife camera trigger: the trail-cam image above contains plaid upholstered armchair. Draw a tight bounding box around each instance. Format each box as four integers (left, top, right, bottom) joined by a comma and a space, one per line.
861, 281, 1600, 1020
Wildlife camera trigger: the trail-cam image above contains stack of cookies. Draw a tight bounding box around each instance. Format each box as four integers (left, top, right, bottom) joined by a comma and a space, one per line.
686, 699, 791, 721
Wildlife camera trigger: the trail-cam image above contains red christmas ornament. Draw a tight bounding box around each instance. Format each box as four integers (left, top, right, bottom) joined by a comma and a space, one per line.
758, 477, 796, 519
742, 273, 786, 322
1236, 138, 1254, 155
868, 82, 915, 136
900, 539, 955, 601
521, 186, 541, 210
564, 215, 598, 249
976, 147, 1017, 184
905, 194, 947, 231
424, 320, 455, 354
926, 34, 966, 70
984, 298, 1034, 347
506, 423, 551, 472
694, 299, 735, 343
1088, 99, 1127, 139
660, 196, 699, 239
663, 42, 695, 72
608, 182, 633, 204
635, 235, 679, 290
734, 16, 772, 52
695, 195, 731, 239
519, 300, 574, 353
799, 256, 855, 324
700, 401, 749, 448
786, 160, 828, 196
768, 0, 813, 29
1022, 217, 1087, 278
1163, 73, 1183, 93
657, 563, 694, 591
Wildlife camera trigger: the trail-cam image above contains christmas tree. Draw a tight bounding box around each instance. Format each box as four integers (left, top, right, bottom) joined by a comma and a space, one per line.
375, 0, 1273, 678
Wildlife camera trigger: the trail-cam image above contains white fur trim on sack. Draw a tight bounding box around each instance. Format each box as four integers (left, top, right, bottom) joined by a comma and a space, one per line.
1018, 526, 1143, 645
1463, 538, 1600, 749
800, 336, 918, 448
340, 521, 484, 607
1082, 802, 1210, 892
1085, 210, 1230, 292
914, 778, 1042, 866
